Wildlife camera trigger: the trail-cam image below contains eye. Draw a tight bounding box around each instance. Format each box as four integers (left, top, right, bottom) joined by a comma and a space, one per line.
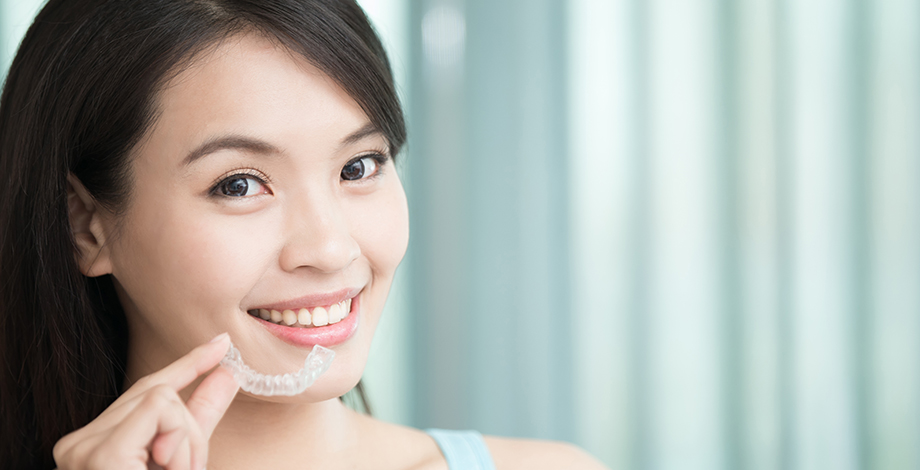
341, 155, 384, 181
215, 175, 268, 197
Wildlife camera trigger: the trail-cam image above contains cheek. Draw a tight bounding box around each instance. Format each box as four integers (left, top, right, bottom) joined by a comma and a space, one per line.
351, 183, 409, 275
113, 201, 277, 328
171, 218, 274, 298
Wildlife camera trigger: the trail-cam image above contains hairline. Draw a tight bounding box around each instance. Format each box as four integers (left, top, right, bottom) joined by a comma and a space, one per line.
111, 28, 385, 234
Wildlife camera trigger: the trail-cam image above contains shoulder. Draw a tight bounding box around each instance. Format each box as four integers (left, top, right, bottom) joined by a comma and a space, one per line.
482, 435, 608, 470
349, 412, 448, 470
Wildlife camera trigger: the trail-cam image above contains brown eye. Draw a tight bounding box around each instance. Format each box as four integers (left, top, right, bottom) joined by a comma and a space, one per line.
217, 176, 265, 197
341, 156, 380, 181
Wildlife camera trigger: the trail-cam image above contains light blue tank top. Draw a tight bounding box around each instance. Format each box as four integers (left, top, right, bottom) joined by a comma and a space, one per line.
426, 429, 497, 470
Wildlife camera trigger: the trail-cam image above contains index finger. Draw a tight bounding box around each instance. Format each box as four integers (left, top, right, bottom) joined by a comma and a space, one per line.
142, 333, 231, 392
186, 365, 240, 439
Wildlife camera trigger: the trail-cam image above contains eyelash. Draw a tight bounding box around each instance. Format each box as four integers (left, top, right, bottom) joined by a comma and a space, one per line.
208, 168, 271, 198
208, 151, 391, 199
343, 152, 390, 182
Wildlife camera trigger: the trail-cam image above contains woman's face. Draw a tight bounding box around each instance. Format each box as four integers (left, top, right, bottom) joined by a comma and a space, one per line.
100, 34, 408, 401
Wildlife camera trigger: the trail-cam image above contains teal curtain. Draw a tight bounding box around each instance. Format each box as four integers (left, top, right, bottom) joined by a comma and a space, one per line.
401, 0, 920, 469
3, 1, 919, 469
406, 0, 574, 440
0, 0, 43, 73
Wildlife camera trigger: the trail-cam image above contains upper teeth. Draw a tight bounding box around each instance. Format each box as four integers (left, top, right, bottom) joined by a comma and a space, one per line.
251, 298, 352, 328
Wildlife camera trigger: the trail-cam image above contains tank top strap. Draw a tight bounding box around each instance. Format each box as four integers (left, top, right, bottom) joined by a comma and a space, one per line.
425, 428, 497, 470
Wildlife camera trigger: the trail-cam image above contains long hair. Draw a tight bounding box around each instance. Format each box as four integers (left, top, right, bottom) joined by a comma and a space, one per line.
0, 1, 404, 467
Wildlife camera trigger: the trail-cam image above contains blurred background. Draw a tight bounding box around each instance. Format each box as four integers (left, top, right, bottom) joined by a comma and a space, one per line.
3, 0, 919, 468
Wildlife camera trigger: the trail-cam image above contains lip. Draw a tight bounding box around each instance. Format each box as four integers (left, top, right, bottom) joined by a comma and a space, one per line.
249, 291, 361, 348
250, 286, 362, 312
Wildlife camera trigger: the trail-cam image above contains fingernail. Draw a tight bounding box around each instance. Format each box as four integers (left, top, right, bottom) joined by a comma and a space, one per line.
209, 332, 229, 343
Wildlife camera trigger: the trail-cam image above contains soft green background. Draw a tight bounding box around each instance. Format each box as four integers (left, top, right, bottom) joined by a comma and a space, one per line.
4, 1, 919, 469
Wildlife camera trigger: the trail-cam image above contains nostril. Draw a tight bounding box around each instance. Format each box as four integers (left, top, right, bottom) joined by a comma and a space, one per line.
279, 237, 361, 274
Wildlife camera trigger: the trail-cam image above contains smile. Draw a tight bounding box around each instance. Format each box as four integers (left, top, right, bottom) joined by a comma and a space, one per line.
245, 289, 362, 347
247, 298, 352, 328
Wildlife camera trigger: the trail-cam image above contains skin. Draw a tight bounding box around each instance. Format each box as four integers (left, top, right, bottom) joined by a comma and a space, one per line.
59, 34, 607, 469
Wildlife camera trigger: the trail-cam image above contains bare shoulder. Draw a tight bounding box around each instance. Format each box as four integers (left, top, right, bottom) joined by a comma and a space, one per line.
349, 411, 448, 470
483, 435, 609, 470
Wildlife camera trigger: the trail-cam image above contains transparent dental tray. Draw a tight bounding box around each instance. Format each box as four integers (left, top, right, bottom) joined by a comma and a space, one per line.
220, 341, 335, 396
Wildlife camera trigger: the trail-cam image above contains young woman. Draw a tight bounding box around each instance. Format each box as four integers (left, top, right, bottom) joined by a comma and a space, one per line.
0, 1, 606, 468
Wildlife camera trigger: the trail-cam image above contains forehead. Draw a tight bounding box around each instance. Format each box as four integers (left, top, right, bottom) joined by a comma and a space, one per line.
139, 34, 371, 163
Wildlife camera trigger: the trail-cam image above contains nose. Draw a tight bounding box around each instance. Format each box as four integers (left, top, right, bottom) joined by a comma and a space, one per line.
278, 193, 360, 274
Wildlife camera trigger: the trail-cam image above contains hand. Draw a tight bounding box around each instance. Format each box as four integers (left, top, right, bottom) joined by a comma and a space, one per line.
53, 333, 240, 470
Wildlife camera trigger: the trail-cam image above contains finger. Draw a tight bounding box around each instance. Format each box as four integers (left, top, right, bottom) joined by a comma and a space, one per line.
186, 365, 240, 439
77, 434, 149, 470
150, 409, 205, 470
54, 431, 109, 469
165, 436, 192, 470
150, 427, 185, 466
78, 389, 162, 436
103, 386, 193, 466
107, 334, 231, 412
143, 333, 231, 392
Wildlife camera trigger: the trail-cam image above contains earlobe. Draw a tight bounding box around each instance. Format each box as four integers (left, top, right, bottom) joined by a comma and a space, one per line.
67, 174, 114, 277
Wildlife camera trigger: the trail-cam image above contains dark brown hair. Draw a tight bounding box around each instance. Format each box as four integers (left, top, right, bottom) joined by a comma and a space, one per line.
0, 1, 404, 467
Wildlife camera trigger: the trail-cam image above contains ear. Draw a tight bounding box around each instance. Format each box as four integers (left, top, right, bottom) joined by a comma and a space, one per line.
67, 173, 114, 277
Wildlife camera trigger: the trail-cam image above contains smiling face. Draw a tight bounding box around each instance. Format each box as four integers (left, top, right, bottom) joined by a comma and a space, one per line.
96, 34, 408, 401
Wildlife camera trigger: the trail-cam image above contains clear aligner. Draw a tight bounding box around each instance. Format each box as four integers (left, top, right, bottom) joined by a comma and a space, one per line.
219, 341, 335, 396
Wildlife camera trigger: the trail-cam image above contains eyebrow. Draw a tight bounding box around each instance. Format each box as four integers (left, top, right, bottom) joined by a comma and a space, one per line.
338, 122, 385, 150
182, 135, 280, 166
181, 123, 386, 167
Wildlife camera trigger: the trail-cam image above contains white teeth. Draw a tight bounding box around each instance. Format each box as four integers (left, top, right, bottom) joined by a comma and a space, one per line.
298, 308, 311, 326
327, 303, 343, 323
312, 306, 329, 327
251, 297, 353, 327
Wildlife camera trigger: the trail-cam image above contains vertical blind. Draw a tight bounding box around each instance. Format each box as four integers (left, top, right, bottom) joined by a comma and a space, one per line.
2, 1, 918, 469
403, 1, 920, 469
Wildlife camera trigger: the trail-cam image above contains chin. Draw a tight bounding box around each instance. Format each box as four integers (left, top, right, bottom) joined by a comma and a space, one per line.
226, 287, 381, 404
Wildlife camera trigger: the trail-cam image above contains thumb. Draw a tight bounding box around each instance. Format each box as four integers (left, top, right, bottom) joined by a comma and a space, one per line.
186, 366, 240, 439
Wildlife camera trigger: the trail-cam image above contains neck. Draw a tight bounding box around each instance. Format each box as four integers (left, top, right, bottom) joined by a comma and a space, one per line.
208, 395, 365, 469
